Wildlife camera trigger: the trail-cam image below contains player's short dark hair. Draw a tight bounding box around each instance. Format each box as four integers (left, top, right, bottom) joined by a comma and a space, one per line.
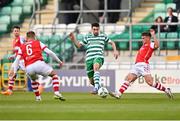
142, 32, 151, 37
12, 25, 20, 30
26, 31, 35, 39
91, 23, 99, 28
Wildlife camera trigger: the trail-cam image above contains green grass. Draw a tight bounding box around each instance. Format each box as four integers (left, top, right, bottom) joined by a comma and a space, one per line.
0, 92, 180, 120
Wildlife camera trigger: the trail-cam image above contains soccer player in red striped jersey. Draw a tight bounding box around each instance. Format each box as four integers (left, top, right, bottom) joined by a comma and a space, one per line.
9, 31, 65, 101
110, 29, 173, 99
1, 26, 26, 95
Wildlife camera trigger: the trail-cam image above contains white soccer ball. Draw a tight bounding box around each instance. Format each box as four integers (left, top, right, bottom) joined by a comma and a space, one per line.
98, 87, 109, 98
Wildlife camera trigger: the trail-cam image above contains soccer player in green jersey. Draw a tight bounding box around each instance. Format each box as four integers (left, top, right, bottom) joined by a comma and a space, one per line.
69, 23, 119, 94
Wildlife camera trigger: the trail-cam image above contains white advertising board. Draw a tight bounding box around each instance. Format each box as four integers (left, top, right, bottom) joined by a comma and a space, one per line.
116, 70, 180, 93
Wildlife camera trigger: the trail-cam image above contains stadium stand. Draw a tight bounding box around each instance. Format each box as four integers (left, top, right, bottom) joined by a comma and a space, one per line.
1, 0, 180, 67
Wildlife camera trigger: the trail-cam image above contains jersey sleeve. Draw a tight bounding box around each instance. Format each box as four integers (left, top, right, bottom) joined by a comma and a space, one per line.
150, 42, 155, 49
104, 34, 111, 43
40, 42, 47, 50
80, 35, 88, 45
20, 36, 25, 44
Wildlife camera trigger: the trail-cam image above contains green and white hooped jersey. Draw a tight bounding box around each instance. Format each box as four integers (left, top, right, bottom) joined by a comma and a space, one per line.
80, 33, 111, 61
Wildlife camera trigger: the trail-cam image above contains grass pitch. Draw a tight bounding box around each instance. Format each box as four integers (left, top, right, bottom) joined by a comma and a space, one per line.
0, 92, 180, 120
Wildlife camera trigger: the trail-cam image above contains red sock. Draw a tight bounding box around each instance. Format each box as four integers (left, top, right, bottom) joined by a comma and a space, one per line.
52, 75, 59, 92
31, 81, 40, 96
119, 81, 130, 94
8, 78, 15, 91
153, 82, 166, 91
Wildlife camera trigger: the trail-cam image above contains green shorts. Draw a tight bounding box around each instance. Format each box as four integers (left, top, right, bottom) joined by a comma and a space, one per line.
85, 57, 104, 79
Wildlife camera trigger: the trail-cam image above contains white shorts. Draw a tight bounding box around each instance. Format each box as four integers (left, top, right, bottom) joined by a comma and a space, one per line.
11, 59, 26, 71
26, 60, 53, 78
130, 62, 151, 77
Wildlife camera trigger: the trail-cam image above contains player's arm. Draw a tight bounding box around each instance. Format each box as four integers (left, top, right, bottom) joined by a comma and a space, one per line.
108, 40, 119, 59
44, 48, 63, 64
69, 33, 83, 48
150, 29, 159, 49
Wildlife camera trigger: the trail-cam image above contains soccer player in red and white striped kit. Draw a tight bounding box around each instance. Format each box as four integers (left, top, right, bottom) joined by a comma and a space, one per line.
1, 26, 26, 95
10, 31, 65, 101
1, 26, 43, 95
110, 29, 173, 99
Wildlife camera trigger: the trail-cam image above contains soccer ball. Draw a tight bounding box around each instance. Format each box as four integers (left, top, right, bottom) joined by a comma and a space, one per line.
98, 87, 109, 98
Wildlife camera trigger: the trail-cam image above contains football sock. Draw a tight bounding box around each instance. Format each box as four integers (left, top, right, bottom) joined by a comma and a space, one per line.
52, 75, 60, 93
31, 81, 40, 96
8, 78, 15, 91
119, 81, 130, 94
152, 82, 166, 91
94, 71, 100, 90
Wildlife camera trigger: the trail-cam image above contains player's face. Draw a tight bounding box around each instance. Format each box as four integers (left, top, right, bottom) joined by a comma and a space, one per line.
13, 28, 20, 38
142, 36, 150, 44
167, 8, 173, 15
92, 26, 99, 36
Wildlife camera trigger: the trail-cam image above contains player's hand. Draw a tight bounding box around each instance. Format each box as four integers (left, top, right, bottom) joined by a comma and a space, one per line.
69, 33, 75, 41
59, 61, 63, 67
150, 29, 155, 36
113, 50, 119, 59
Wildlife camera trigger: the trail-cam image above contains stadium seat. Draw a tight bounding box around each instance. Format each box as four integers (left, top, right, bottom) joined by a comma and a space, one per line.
132, 40, 140, 50
166, 3, 176, 10
118, 33, 130, 39
23, 5, 33, 16
132, 32, 141, 39
157, 33, 167, 50
118, 39, 129, 50
42, 52, 49, 63
49, 35, 61, 44
37, 35, 49, 44
55, 24, 67, 35
166, 32, 178, 50
104, 24, 115, 35
42, 24, 54, 36
23, 0, 34, 6
132, 25, 142, 32
142, 25, 151, 32
166, 32, 178, 39
105, 44, 113, 50
32, 24, 44, 35
154, 12, 166, 20
78, 23, 91, 35
154, 4, 166, 12
11, 0, 24, 6
11, 14, 22, 24
0, 6, 11, 15
163, 0, 173, 4
114, 25, 125, 34
11, 6, 23, 14
0, 24, 9, 34
0, 15, 11, 24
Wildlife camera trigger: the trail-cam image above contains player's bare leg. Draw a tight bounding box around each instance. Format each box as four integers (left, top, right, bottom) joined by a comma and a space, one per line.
144, 74, 173, 99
